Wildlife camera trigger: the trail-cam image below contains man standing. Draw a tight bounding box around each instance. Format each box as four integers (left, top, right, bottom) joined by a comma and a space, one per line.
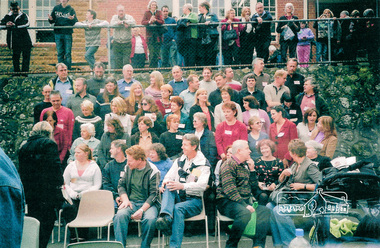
199, 67, 217, 96
113, 145, 160, 248
0, 1, 32, 74
34, 85, 52, 124
161, 5, 177, 68
117, 64, 141, 98
86, 62, 106, 97
48, 63, 75, 106
263, 69, 290, 111
179, 74, 200, 115
66, 78, 97, 117
216, 140, 270, 248
239, 73, 266, 110
155, 134, 210, 247
225, 67, 242, 91
251, 2, 273, 63
110, 5, 136, 70
285, 58, 305, 99
102, 140, 128, 201
48, 0, 77, 70
168, 66, 188, 96
209, 72, 240, 108
242, 58, 271, 91
40, 90, 75, 151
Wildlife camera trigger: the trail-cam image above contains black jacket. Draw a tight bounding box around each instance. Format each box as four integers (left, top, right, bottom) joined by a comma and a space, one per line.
276, 15, 300, 42
191, 129, 218, 168
295, 92, 330, 117
0, 11, 32, 50
188, 104, 215, 131
251, 11, 273, 39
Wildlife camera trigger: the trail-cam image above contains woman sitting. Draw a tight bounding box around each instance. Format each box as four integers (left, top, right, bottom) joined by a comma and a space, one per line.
305, 140, 332, 172
254, 139, 284, 205
62, 143, 102, 241
214, 86, 243, 128
242, 95, 270, 134
131, 116, 159, 156
125, 82, 144, 122
215, 102, 247, 159
104, 96, 132, 136
98, 117, 130, 170
159, 114, 185, 160
148, 143, 173, 187
189, 88, 215, 131
310, 115, 337, 159
96, 77, 123, 120
132, 95, 165, 137
145, 71, 164, 100
73, 100, 103, 140
163, 96, 191, 133
248, 116, 269, 160
156, 84, 173, 117
68, 123, 100, 164
297, 108, 318, 143
43, 110, 67, 163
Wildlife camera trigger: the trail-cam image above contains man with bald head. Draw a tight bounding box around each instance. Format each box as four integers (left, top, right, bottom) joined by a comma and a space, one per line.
117, 64, 141, 98
34, 85, 52, 124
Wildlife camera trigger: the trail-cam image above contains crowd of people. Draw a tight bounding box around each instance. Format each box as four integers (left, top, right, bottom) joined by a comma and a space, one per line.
1, 0, 379, 74
15, 52, 350, 247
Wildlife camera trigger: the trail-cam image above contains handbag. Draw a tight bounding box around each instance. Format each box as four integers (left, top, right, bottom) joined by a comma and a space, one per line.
229, 202, 258, 237
283, 26, 295, 41
201, 34, 212, 45
223, 24, 238, 41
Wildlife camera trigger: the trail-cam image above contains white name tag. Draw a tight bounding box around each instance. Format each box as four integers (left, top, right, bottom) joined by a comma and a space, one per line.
290, 110, 297, 115
304, 106, 310, 111
100, 88, 104, 93
294, 81, 300, 85
120, 171, 125, 178
66, 90, 73, 94
145, 113, 153, 118
178, 123, 185, 129
262, 82, 268, 87
311, 100, 315, 105
277, 132, 284, 137
176, 135, 183, 140
165, 108, 172, 113
225, 130, 232, 135
57, 124, 64, 129
125, 87, 131, 91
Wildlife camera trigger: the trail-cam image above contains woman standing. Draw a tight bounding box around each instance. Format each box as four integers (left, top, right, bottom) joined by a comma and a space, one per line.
239, 7, 255, 65
215, 102, 248, 159
214, 86, 243, 128
189, 88, 215, 131
254, 139, 284, 205
68, 123, 100, 164
96, 77, 123, 120
177, 3, 198, 66
269, 106, 298, 162
104, 96, 132, 136
248, 116, 269, 160
221, 9, 244, 65
125, 82, 144, 120
242, 95, 271, 134
131, 116, 159, 156
43, 110, 67, 163
296, 21, 314, 67
276, 3, 300, 62
296, 108, 318, 143
145, 70, 164, 100
73, 100, 103, 140
18, 121, 64, 248
310, 116, 337, 159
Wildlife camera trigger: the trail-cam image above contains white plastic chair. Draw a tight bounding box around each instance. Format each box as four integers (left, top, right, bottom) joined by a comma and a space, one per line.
215, 210, 234, 248
63, 190, 115, 247
21, 216, 40, 248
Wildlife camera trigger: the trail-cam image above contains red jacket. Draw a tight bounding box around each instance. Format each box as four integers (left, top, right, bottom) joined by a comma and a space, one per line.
269, 118, 298, 160
221, 18, 244, 48
131, 35, 148, 59
141, 10, 164, 40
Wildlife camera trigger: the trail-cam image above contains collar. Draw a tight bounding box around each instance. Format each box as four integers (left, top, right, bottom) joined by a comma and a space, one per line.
231, 155, 242, 165
140, 132, 152, 139
305, 92, 315, 98
57, 77, 70, 84
254, 71, 263, 77
174, 78, 184, 83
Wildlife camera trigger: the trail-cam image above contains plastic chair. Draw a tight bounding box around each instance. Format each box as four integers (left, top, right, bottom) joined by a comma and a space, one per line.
63, 190, 115, 247
161, 194, 209, 248
215, 210, 234, 248
21, 216, 40, 248
67, 241, 123, 247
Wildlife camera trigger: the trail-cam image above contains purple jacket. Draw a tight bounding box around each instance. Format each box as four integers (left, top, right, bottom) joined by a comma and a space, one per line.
297, 28, 314, 46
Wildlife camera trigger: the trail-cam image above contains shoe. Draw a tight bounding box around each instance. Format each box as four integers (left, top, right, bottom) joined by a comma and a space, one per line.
156, 215, 172, 236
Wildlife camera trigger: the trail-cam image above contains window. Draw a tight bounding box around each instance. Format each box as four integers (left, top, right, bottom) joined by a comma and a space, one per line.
179, 0, 199, 15
259, 0, 277, 41
210, 0, 225, 18
231, 0, 251, 17
36, 0, 56, 42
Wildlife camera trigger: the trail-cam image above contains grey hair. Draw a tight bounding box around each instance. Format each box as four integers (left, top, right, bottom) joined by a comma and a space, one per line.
183, 3, 193, 12
305, 140, 323, 154
340, 10, 349, 17
285, 3, 294, 14
111, 139, 128, 155
117, 4, 124, 10
31, 121, 54, 139
80, 123, 96, 137
56, 62, 67, 70
231, 140, 248, 155
183, 133, 200, 151
147, 0, 157, 9
305, 76, 319, 92
252, 57, 264, 69
193, 112, 208, 129
123, 64, 133, 71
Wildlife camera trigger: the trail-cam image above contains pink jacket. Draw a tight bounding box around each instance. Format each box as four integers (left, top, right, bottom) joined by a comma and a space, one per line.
221, 18, 244, 48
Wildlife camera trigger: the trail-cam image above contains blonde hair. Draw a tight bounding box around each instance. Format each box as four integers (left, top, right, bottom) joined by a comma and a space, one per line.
126, 82, 144, 106
194, 88, 210, 106
241, 7, 251, 18
274, 69, 288, 78
150, 71, 164, 89
75, 143, 93, 160
225, 8, 235, 19
80, 100, 94, 112
318, 116, 337, 138
111, 96, 128, 115
160, 84, 173, 95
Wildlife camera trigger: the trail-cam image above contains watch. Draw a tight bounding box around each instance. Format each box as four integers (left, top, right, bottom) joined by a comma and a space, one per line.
139, 208, 144, 213
304, 184, 307, 190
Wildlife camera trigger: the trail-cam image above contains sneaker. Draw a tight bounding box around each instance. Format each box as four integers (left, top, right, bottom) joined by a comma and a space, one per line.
156, 215, 172, 236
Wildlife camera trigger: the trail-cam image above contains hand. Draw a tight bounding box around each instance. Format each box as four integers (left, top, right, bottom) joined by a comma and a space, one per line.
281, 168, 292, 177
159, 186, 165, 193
205, 21, 210, 25
247, 159, 255, 171
268, 183, 276, 191
257, 17, 263, 24
220, 153, 226, 160
6, 21, 14, 27
246, 205, 255, 213
150, 16, 156, 23
227, 19, 232, 24
48, 14, 53, 21
68, 14, 75, 20
118, 200, 133, 210
282, 159, 289, 168
317, 17, 321, 20
88, 24, 93, 28
123, 23, 129, 28
258, 182, 265, 190
282, 24, 288, 29
116, 197, 122, 206
289, 183, 304, 191
151, 113, 157, 122
131, 209, 143, 220
166, 181, 184, 191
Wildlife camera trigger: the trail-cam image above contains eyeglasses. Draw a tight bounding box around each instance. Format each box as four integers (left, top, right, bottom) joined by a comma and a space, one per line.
254, 121, 264, 125
142, 103, 149, 106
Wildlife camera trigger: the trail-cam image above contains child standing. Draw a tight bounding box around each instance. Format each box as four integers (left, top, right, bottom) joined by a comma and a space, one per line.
130, 27, 148, 68
297, 21, 314, 67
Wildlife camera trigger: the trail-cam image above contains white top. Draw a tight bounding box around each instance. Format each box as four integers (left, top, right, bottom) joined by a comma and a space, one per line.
134, 36, 145, 54
199, 80, 217, 96
297, 122, 317, 143
104, 113, 132, 136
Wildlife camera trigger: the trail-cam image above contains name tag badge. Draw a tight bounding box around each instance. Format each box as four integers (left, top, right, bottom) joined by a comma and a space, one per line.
262, 82, 268, 87
120, 171, 125, 178
125, 87, 131, 91
304, 106, 310, 111
176, 135, 183, 140
294, 81, 300, 85
145, 113, 153, 118
233, 24, 238, 28
57, 124, 64, 129
290, 110, 297, 115
225, 130, 232, 135
165, 108, 172, 113
277, 132, 285, 137
178, 123, 185, 129
66, 89, 73, 94
311, 100, 315, 105
100, 88, 104, 93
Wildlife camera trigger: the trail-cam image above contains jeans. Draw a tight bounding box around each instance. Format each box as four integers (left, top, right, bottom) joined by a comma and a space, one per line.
113, 201, 158, 247
223, 42, 239, 65
316, 41, 328, 62
160, 188, 202, 248
13, 47, 31, 72
131, 53, 146, 68
148, 37, 162, 68
85, 46, 99, 69
161, 40, 178, 67
267, 202, 295, 247
112, 42, 132, 69
55, 34, 73, 69
280, 39, 298, 63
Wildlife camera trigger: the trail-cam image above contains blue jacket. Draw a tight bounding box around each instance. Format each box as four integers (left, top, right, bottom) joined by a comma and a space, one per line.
163, 17, 177, 43
191, 129, 218, 168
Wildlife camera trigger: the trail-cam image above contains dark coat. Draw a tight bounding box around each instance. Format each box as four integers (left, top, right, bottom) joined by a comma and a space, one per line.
0, 11, 32, 50
295, 92, 330, 117
188, 104, 215, 131
276, 15, 300, 42
191, 128, 218, 168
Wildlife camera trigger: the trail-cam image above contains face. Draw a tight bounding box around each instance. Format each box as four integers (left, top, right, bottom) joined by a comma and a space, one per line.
60, 0, 68, 6
150, 75, 156, 86
306, 146, 318, 159
303, 80, 314, 94
223, 108, 236, 121
199, 5, 206, 14
134, 85, 142, 96
42, 86, 52, 101
118, 7, 125, 18
276, 75, 287, 86
75, 147, 88, 161
142, 100, 151, 111
172, 67, 182, 81
197, 91, 208, 103
238, 144, 251, 162
11, 6, 20, 14
228, 10, 236, 19
215, 76, 226, 88
324, 11, 331, 18
202, 69, 212, 81
74, 80, 85, 94
50, 94, 62, 110
109, 144, 118, 158
81, 106, 92, 117
246, 78, 256, 89
81, 129, 91, 140
250, 119, 263, 131
127, 154, 140, 170
149, 150, 160, 162
270, 110, 282, 123
162, 7, 169, 18
317, 121, 323, 132
181, 139, 195, 157
225, 68, 234, 79
300, 22, 306, 29
86, 11, 93, 20
138, 121, 149, 132
56, 65, 68, 80
169, 119, 180, 130
260, 144, 272, 157
286, 5, 293, 14
94, 67, 104, 79
221, 91, 231, 102
111, 103, 119, 114
193, 116, 203, 129
256, 3, 264, 14
243, 101, 250, 111
46, 116, 55, 128
307, 111, 318, 124
182, 6, 189, 15
287, 61, 297, 75
170, 102, 180, 113
190, 77, 200, 91
106, 82, 116, 94
123, 66, 133, 80
150, 1, 157, 11
107, 124, 115, 133
254, 60, 264, 72
161, 89, 170, 99
226, 148, 233, 159
243, 8, 251, 17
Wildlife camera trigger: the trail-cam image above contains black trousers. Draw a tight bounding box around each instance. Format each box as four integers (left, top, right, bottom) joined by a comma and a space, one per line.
255, 37, 271, 63
13, 47, 31, 72
280, 39, 298, 62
